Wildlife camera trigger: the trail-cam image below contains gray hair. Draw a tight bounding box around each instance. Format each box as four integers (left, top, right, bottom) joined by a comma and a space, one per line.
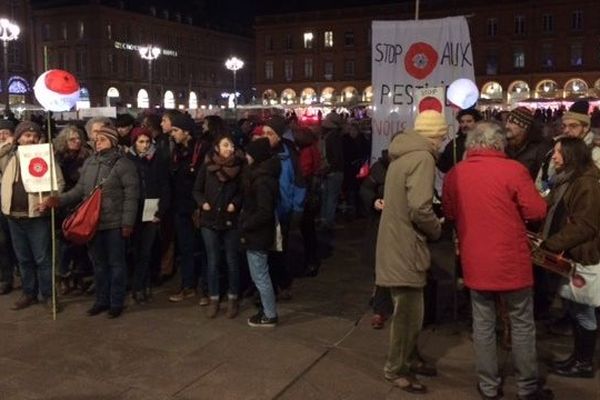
466, 121, 506, 152
53, 124, 85, 154
84, 117, 114, 139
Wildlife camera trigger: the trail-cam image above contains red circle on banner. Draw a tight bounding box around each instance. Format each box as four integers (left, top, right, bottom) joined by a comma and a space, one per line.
29, 157, 48, 178
572, 274, 586, 288
404, 42, 438, 80
418, 96, 443, 113
44, 70, 79, 95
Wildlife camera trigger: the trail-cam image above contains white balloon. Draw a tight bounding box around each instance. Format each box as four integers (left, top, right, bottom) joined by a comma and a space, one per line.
34, 70, 80, 112
447, 78, 479, 110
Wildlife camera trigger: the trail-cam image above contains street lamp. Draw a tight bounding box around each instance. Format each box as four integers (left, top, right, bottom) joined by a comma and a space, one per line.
0, 18, 20, 115
138, 45, 161, 108
225, 56, 244, 109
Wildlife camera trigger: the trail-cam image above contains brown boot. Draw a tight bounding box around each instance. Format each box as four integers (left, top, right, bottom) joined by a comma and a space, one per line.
205, 298, 219, 318
226, 298, 239, 319
12, 294, 38, 310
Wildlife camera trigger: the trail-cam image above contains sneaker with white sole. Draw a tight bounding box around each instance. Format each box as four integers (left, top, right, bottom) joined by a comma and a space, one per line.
247, 311, 278, 328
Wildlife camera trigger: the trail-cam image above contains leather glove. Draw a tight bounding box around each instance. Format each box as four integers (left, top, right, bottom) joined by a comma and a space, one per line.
121, 226, 133, 238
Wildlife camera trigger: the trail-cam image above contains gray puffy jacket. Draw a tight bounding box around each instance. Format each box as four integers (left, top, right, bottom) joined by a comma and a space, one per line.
60, 147, 139, 231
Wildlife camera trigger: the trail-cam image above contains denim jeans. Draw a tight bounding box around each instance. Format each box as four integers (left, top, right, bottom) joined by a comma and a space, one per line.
247, 250, 277, 319
201, 227, 240, 298
567, 299, 597, 331
0, 213, 16, 286
471, 289, 538, 398
132, 222, 159, 293
88, 228, 127, 308
7, 217, 52, 299
320, 171, 344, 228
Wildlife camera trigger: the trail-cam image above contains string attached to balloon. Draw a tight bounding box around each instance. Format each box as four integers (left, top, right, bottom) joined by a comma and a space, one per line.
33, 69, 81, 320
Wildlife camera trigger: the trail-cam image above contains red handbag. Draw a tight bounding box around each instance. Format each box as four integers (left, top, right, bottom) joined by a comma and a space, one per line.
62, 186, 102, 245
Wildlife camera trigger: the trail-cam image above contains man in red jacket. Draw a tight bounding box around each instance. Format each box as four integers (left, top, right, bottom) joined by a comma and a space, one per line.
443, 122, 553, 400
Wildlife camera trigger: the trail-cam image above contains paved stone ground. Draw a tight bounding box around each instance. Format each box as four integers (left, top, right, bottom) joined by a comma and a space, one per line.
0, 220, 598, 399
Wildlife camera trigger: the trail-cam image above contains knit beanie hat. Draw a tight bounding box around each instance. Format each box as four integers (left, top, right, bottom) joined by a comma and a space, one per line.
507, 107, 534, 130
15, 121, 42, 140
130, 127, 153, 145
414, 110, 448, 138
265, 115, 287, 137
562, 100, 591, 126
246, 138, 272, 163
0, 119, 15, 132
96, 126, 119, 145
171, 113, 195, 133
115, 113, 136, 128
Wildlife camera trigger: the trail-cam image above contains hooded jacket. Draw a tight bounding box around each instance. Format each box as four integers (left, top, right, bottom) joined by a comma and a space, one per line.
375, 131, 441, 288
240, 155, 281, 251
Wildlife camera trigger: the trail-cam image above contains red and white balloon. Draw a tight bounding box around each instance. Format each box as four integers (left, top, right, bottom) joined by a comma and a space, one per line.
34, 69, 80, 112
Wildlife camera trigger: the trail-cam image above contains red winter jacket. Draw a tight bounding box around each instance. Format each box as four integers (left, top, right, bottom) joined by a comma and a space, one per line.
299, 144, 321, 178
442, 149, 547, 291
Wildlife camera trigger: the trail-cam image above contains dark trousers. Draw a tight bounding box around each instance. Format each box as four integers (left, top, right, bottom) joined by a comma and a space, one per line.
7, 217, 52, 299
200, 227, 241, 298
88, 228, 127, 308
269, 218, 293, 291
300, 205, 319, 267
132, 222, 159, 293
0, 214, 16, 286
174, 213, 206, 291
373, 286, 394, 317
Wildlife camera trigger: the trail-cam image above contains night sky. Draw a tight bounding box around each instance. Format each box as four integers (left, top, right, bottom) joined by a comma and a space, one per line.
30, 0, 410, 35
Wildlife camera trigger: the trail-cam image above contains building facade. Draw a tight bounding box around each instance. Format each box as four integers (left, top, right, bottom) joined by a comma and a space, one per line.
31, 2, 254, 108
0, 0, 36, 109
254, 0, 600, 107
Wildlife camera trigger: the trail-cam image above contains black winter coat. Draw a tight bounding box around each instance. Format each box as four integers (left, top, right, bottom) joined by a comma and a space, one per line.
506, 137, 553, 180
438, 132, 467, 173
126, 148, 171, 222
171, 137, 210, 215
192, 155, 243, 230
240, 155, 281, 251
60, 147, 139, 230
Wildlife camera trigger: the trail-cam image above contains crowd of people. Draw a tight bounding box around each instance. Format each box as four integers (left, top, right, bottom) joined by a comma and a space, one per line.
0, 109, 370, 326
1, 98, 599, 398
363, 101, 600, 399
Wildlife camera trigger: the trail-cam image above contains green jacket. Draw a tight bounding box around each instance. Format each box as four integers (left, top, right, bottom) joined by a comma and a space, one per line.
375, 131, 441, 288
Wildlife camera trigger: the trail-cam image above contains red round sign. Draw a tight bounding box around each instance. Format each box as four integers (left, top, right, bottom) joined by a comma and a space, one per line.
44, 70, 79, 95
418, 96, 443, 113
29, 157, 48, 178
404, 42, 439, 80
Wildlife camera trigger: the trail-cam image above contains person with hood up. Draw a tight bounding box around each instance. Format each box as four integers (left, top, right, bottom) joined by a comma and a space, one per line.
376, 110, 447, 394
240, 138, 281, 327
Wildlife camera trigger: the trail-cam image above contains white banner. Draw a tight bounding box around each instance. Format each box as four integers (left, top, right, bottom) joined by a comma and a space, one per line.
371, 16, 474, 160
18, 144, 59, 193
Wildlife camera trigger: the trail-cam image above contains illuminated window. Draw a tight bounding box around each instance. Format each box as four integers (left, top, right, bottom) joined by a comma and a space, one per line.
571, 43, 583, 66
265, 61, 273, 80
324, 31, 333, 47
303, 32, 313, 49
304, 58, 313, 79
78, 21, 85, 39
284, 59, 293, 81
513, 49, 525, 68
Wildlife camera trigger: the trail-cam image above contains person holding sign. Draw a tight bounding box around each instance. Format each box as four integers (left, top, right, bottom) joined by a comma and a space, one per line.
1, 121, 65, 312
126, 127, 170, 304
43, 126, 139, 319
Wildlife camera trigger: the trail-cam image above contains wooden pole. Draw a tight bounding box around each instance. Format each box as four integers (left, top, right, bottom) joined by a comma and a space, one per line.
415, 0, 420, 20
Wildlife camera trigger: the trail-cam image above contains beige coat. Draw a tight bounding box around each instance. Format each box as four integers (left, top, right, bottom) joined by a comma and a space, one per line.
375, 131, 441, 288
1, 148, 64, 218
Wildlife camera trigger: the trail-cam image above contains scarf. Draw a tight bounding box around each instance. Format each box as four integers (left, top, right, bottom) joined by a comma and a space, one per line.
129, 144, 156, 161
206, 153, 241, 182
541, 170, 574, 240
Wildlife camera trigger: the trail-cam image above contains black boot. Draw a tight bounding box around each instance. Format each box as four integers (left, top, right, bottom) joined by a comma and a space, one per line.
552, 322, 580, 369
554, 326, 596, 378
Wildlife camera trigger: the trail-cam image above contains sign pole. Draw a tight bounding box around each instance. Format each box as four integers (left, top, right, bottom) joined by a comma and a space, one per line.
43, 46, 58, 320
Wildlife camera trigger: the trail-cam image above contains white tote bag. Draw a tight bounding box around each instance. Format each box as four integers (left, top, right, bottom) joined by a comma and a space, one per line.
558, 262, 600, 307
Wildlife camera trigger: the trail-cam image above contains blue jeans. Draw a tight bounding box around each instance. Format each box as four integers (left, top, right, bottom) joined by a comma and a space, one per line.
246, 250, 277, 319
132, 222, 159, 292
567, 300, 597, 331
320, 171, 344, 228
471, 289, 538, 398
201, 227, 240, 298
88, 229, 127, 308
7, 217, 52, 299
